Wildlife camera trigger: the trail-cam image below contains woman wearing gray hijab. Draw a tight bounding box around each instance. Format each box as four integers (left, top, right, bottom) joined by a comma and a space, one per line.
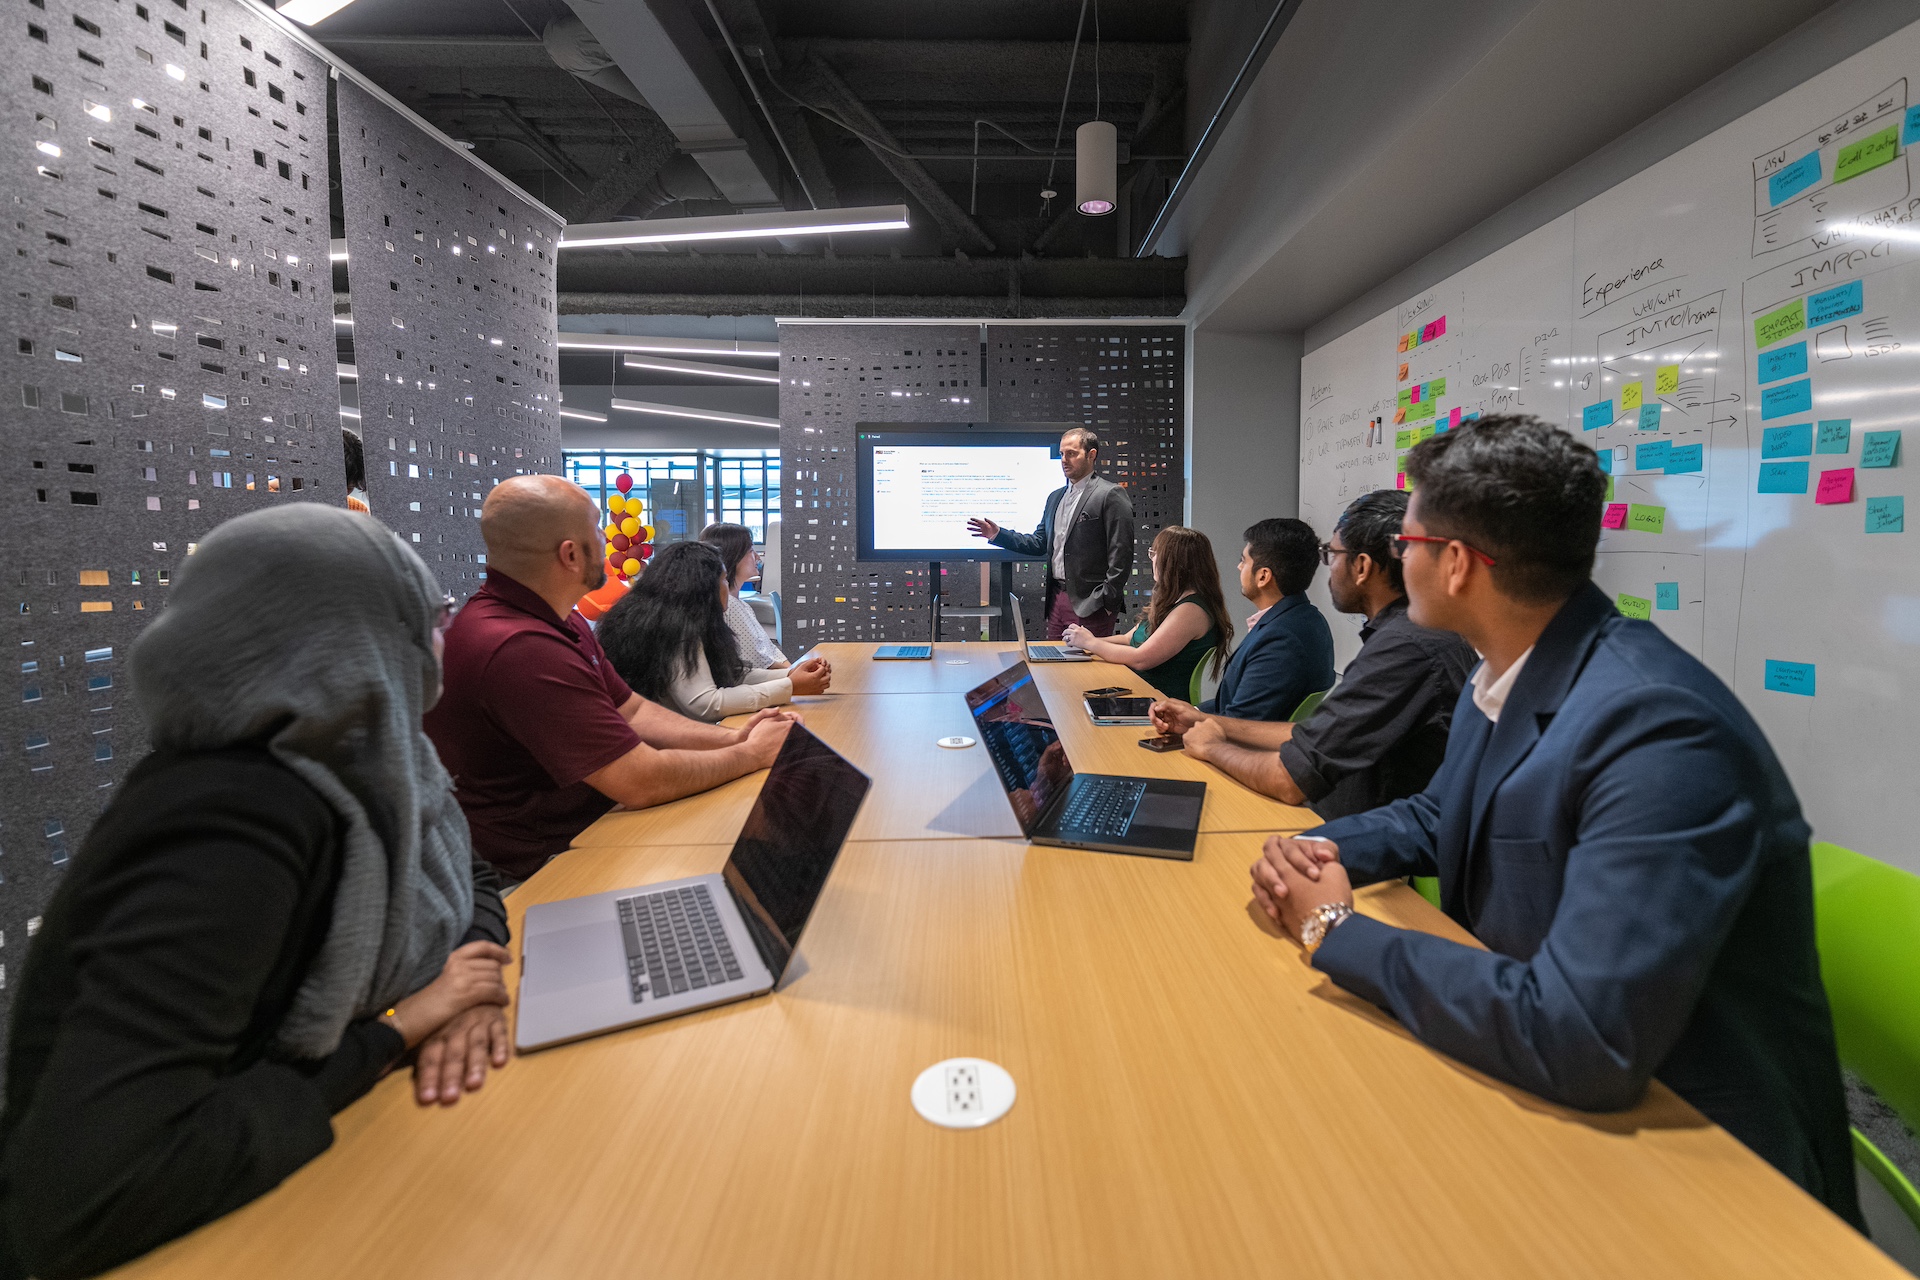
0, 505, 513, 1280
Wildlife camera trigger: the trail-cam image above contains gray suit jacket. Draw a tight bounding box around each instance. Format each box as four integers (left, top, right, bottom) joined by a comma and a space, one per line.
990, 475, 1135, 617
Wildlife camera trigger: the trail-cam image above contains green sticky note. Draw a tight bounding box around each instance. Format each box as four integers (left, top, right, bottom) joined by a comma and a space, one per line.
1408, 398, 1436, 422
1620, 381, 1643, 412
1606, 475, 1615, 501
1835, 125, 1900, 184
1430, 377, 1447, 397
1395, 428, 1415, 450
1655, 364, 1679, 395
1866, 496, 1904, 534
1627, 503, 1666, 534
1755, 300, 1806, 348
1860, 430, 1901, 468
1616, 593, 1653, 620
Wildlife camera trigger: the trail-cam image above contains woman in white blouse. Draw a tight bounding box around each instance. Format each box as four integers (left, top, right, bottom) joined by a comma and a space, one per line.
700, 522, 786, 669
597, 541, 830, 722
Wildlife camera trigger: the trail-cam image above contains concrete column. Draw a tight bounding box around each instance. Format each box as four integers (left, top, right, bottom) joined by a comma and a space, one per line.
1186, 327, 1304, 603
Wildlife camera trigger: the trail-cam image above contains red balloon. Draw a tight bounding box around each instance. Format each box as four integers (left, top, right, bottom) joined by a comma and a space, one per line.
611, 532, 631, 552
638, 543, 654, 560
614, 472, 634, 494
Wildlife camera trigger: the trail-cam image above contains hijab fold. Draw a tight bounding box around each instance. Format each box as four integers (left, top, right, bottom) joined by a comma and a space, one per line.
131, 505, 474, 1059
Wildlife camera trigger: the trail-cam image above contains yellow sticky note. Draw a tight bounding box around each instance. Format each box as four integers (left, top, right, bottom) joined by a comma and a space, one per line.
1655, 364, 1679, 395
1620, 382, 1643, 412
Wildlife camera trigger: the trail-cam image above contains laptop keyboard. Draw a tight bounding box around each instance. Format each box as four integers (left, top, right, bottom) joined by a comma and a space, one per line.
616, 884, 744, 1004
1058, 778, 1148, 837
883, 644, 931, 658
1029, 644, 1075, 660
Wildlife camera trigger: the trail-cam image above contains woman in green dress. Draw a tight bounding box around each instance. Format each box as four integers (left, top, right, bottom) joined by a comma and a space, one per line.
1064, 525, 1234, 699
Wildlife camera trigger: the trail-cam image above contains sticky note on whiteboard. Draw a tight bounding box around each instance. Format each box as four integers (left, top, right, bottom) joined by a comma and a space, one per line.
1634, 440, 1672, 470
1866, 495, 1904, 533
1835, 125, 1899, 183
1664, 443, 1703, 474
1760, 378, 1813, 420
1656, 582, 1680, 610
1655, 364, 1679, 395
1602, 502, 1629, 529
1627, 503, 1666, 533
1815, 468, 1854, 504
1807, 280, 1864, 327
1860, 431, 1901, 468
1767, 150, 1821, 205
1638, 403, 1663, 431
1757, 461, 1810, 494
1620, 382, 1643, 412
1616, 594, 1653, 620
1906, 103, 1920, 146
1754, 300, 1806, 348
1764, 660, 1816, 696
1762, 422, 1813, 457
1756, 341, 1808, 384
1816, 419, 1851, 453
1582, 400, 1614, 432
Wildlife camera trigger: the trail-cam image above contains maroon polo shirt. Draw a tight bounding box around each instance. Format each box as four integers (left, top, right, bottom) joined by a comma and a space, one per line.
424, 570, 640, 880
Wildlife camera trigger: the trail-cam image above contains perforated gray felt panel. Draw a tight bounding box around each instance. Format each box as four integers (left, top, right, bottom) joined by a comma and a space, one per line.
776, 324, 1184, 655
0, 0, 346, 1031
335, 78, 562, 600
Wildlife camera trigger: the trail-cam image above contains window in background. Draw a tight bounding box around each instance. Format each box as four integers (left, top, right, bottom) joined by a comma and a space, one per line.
564, 449, 781, 543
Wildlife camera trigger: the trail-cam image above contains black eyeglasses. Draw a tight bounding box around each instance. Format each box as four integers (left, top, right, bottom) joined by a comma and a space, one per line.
1389, 533, 1496, 567
1317, 543, 1356, 567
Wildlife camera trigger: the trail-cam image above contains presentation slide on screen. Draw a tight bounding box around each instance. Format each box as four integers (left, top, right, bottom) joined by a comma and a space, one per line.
870, 444, 1061, 553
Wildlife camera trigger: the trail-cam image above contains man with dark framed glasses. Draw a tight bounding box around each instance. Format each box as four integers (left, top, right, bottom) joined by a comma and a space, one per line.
1149, 490, 1475, 819
1247, 415, 1859, 1225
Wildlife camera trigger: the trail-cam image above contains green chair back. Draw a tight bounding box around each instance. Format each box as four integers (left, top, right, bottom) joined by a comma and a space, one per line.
1810, 841, 1920, 1232
1288, 689, 1329, 722
1187, 648, 1217, 705
1411, 877, 1442, 909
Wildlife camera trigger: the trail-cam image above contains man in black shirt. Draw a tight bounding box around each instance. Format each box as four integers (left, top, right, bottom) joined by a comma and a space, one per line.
1148, 490, 1476, 819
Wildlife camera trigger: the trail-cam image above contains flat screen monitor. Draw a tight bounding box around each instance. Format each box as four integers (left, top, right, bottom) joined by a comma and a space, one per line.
853, 422, 1077, 562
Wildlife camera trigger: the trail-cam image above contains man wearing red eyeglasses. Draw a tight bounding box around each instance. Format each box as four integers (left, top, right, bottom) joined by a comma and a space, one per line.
1246, 415, 1860, 1226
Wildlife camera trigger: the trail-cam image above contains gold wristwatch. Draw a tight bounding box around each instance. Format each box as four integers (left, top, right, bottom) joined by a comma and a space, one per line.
1300, 903, 1354, 956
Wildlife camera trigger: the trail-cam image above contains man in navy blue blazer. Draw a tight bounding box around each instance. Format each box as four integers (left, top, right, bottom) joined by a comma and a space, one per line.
1199, 518, 1334, 722
1252, 417, 1860, 1226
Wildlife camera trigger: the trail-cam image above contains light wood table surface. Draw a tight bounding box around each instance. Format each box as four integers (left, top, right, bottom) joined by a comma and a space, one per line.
802, 639, 1025, 693
117, 831, 1901, 1279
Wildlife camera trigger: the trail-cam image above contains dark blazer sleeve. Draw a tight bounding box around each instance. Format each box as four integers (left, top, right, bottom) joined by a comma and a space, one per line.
462, 856, 511, 947
989, 490, 1054, 558
1210, 624, 1313, 721
1311, 684, 1778, 1112
1, 792, 405, 1279
1087, 485, 1135, 615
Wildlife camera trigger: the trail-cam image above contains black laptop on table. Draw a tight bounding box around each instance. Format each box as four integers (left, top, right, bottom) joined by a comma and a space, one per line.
964, 662, 1204, 860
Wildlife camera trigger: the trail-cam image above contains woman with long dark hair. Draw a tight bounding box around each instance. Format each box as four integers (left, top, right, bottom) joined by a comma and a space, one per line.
700, 521, 787, 670
0, 506, 512, 1280
599, 541, 830, 723
1064, 525, 1233, 699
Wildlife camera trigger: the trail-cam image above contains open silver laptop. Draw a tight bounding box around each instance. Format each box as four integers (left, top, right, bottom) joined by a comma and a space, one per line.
515, 725, 871, 1051
874, 593, 940, 659
1009, 591, 1092, 662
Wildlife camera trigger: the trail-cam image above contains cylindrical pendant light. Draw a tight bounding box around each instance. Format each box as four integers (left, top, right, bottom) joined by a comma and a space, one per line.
1076, 120, 1117, 216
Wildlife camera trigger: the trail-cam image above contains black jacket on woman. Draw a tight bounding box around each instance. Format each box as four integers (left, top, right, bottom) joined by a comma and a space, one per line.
0, 746, 508, 1279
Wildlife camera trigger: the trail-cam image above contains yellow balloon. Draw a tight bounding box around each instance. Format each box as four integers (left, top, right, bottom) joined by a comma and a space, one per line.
620, 516, 640, 537
607, 495, 625, 515
605, 523, 621, 540
622, 557, 641, 577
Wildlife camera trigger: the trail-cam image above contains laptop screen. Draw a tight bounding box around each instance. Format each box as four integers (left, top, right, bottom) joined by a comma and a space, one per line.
722, 724, 871, 979
964, 662, 1074, 835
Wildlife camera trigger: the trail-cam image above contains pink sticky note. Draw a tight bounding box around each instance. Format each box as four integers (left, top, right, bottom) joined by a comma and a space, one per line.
1449, 406, 1462, 427
1395, 472, 1407, 491
1602, 503, 1629, 529
1432, 315, 1447, 338
1410, 385, 1422, 403
1815, 467, 1855, 504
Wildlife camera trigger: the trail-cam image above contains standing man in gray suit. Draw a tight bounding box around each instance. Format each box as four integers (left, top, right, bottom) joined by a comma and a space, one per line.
967, 427, 1136, 639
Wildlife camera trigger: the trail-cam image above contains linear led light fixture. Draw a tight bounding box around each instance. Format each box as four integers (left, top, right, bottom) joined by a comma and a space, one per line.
559, 408, 609, 423
622, 355, 781, 385
610, 398, 779, 429
278, 0, 363, 26
329, 238, 349, 262
557, 333, 778, 360
561, 205, 909, 250
337, 364, 358, 381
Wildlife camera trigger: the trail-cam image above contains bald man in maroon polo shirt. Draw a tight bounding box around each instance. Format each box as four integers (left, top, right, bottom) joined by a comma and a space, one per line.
425, 475, 796, 881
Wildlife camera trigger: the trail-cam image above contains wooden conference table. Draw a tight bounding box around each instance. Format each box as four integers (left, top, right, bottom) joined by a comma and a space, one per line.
118, 642, 1901, 1279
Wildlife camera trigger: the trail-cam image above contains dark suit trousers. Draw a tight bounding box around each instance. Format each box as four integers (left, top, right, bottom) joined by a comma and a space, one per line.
1047, 591, 1116, 640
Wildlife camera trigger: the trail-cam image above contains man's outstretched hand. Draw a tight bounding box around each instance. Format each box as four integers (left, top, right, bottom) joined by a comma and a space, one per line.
966, 517, 1001, 541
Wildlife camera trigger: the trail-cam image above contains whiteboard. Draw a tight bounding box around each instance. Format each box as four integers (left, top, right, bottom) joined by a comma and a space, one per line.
1299, 20, 1920, 873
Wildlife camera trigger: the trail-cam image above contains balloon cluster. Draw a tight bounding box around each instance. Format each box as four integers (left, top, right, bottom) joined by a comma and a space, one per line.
603, 472, 654, 584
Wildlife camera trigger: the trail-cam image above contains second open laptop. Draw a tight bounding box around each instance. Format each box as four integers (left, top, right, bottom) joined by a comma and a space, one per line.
1008, 592, 1092, 662
515, 724, 871, 1051
874, 594, 940, 660
965, 662, 1204, 860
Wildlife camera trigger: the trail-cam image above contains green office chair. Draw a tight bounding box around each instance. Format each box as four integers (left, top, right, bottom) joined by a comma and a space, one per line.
1810, 841, 1920, 1240
1411, 876, 1442, 910
1187, 648, 1217, 705
1289, 690, 1329, 722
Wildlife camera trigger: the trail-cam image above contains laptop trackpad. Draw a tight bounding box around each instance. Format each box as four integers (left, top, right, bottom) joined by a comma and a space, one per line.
523, 920, 625, 996
1131, 792, 1201, 830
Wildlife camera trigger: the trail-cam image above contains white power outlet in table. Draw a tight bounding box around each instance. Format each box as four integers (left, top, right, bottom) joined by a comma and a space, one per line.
912, 1058, 1015, 1129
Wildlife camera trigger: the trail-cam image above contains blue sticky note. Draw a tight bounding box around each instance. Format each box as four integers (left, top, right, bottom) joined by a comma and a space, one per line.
1595, 448, 1613, 474
1860, 430, 1901, 468
1761, 422, 1813, 458
1806, 280, 1864, 327
1760, 378, 1813, 420
1866, 495, 1904, 533
1638, 402, 1663, 431
1656, 582, 1680, 610
1756, 341, 1808, 384
1764, 659, 1816, 696
1635, 440, 1672, 470
1665, 443, 1703, 474
1816, 419, 1851, 454
1757, 461, 1810, 493
1582, 400, 1614, 432
1768, 150, 1821, 206
1905, 104, 1920, 147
